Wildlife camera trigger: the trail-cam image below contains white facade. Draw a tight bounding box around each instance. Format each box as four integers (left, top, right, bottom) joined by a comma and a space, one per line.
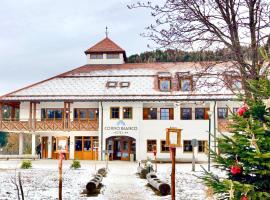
0, 37, 242, 162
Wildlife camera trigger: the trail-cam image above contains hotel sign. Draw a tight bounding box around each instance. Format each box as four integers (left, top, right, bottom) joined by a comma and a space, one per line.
104, 120, 138, 135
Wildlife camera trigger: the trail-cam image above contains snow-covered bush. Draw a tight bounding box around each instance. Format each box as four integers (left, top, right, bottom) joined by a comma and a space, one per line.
21, 160, 32, 169
70, 160, 81, 169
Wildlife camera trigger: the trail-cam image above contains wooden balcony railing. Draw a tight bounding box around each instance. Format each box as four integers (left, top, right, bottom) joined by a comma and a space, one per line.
0, 120, 30, 132
0, 119, 99, 132
70, 120, 99, 131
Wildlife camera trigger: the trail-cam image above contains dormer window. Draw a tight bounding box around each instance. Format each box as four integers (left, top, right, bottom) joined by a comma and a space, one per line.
107, 53, 120, 59
106, 81, 117, 88
90, 53, 103, 59
180, 78, 192, 91
159, 79, 171, 91
120, 82, 130, 88
158, 72, 172, 91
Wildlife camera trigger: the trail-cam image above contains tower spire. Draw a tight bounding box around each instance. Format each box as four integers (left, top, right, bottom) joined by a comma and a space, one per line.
105, 26, 109, 38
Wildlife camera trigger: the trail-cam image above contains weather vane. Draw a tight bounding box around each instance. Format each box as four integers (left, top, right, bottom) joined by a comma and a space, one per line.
105, 26, 109, 38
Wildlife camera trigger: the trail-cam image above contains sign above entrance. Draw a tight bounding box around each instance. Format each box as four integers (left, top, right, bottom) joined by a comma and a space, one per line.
104, 120, 138, 135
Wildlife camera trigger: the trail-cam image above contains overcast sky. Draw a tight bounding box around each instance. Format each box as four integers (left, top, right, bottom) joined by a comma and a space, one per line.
0, 0, 162, 96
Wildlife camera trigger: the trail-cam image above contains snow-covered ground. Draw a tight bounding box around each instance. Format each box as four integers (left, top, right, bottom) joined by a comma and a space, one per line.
0, 160, 217, 200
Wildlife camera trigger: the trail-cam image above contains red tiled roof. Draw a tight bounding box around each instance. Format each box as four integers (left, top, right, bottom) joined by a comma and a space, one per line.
84, 37, 125, 54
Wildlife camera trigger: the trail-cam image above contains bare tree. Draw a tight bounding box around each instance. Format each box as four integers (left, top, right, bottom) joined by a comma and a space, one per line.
128, 0, 270, 95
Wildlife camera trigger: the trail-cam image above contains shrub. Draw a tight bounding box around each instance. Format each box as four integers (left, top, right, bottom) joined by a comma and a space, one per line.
70, 160, 81, 169
21, 160, 32, 169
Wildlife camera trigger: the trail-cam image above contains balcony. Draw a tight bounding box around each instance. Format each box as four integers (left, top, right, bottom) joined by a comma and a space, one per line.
0, 119, 99, 132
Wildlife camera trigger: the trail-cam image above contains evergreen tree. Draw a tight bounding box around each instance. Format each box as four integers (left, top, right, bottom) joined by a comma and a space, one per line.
202, 78, 270, 199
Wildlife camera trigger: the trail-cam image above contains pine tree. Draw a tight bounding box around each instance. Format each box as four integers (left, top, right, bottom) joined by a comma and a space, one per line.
202, 78, 270, 200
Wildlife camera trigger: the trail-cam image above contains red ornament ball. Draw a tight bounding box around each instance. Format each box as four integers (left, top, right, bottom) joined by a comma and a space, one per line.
237, 103, 248, 116
230, 165, 242, 175
241, 194, 248, 200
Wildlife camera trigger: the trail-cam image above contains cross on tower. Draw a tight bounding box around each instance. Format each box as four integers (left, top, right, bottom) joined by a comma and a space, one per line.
105, 26, 109, 38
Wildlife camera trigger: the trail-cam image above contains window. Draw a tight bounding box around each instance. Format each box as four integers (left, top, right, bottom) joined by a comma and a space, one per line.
180, 78, 192, 91
106, 81, 118, 88
120, 82, 130, 88
110, 107, 120, 119
143, 108, 157, 120
147, 140, 157, 152
41, 108, 63, 120
218, 108, 228, 119
74, 108, 98, 120
107, 53, 120, 59
160, 140, 170, 153
183, 140, 192, 152
181, 108, 192, 120
83, 137, 91, 151
198, 141, 207, 153
195, 108, 209, 120
160, 108, 174, 120
159, 79, 171, 91
123, 107, 132, 119
90, 53, 103, 59
75, 137, 82, 151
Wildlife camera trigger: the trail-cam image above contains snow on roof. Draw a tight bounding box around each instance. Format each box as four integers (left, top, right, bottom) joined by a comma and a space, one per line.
0, 62, 238, 102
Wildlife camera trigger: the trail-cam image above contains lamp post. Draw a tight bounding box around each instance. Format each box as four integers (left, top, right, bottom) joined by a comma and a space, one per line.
207, 110, 213, 172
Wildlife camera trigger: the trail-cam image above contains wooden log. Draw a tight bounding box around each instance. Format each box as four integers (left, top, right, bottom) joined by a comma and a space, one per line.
86, 174, 103, 193
146, 172, 171, 196
137, 165, 148, 179
97, 167, 107, 177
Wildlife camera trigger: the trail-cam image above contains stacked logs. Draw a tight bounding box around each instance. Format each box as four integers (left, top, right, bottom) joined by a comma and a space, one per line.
146, 172, 171, 196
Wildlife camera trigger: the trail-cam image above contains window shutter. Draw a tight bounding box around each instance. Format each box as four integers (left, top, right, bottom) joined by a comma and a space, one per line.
169, 108, 174, 120
205, 108, 210, 119
143, 108, 149, 120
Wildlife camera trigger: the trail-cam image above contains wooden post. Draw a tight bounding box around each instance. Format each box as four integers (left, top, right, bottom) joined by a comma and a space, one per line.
0, 102, 2, 129
170, 147, 176, 200
29, 102, 33, 131
63, 102, 66, 130
58, 152, 64, 200
67, 102, 70, 130
33, 103, 36, 131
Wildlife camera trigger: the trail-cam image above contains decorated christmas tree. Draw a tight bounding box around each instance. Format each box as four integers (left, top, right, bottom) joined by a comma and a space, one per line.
202, 78, 270, 200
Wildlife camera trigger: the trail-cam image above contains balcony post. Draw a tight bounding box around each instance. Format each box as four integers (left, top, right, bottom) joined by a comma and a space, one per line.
0, 102, 2, 129
48, 136, 52, 159
29, 102, 33, 131
67, 102, 71, 130
33, 102, 37, 131
69, 136, 75, 159
31, 133, 36, 156
64, 102, 67, 130
19, 133, 24, 155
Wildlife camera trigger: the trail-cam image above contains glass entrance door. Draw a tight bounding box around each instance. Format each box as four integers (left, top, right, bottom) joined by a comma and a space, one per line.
114, 140, 121, 160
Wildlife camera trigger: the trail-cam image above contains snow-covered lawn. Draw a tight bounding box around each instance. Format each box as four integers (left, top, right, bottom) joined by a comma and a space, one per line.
0, 160, 215, 200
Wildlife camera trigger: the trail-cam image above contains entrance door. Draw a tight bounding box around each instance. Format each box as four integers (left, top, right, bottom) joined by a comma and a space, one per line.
42, 137, 48, 159
106, 136, 136, 161
114, 140, 122, 160
121, 139, 130, 161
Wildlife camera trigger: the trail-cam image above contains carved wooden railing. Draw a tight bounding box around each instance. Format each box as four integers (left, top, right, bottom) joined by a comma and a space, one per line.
35, 120, 64, 131
70, 120, 99, 131
0, 120, 30, 132
0, 119, 99, 132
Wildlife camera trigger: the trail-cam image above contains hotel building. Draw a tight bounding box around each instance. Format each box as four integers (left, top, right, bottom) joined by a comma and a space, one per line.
0, 37, 241, 161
